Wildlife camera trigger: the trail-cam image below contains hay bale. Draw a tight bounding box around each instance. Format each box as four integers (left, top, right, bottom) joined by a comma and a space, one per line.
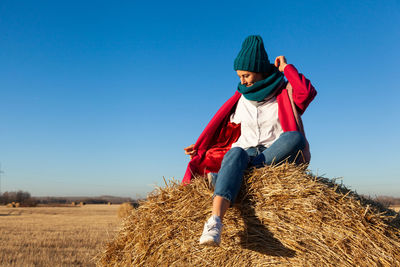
118, 202, 135, 219
98, 164, 400, 266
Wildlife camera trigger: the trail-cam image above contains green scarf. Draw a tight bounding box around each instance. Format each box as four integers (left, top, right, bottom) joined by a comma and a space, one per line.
237, 66, 284, 101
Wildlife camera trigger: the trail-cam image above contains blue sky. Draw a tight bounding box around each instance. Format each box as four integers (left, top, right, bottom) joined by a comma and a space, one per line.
0, 0, 399, 197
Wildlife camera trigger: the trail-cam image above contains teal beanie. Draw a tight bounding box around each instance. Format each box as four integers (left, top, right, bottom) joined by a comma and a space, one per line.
234, 35, 271, 73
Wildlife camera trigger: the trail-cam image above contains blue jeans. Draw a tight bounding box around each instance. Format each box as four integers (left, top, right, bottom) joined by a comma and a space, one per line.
211, 131, 306, 203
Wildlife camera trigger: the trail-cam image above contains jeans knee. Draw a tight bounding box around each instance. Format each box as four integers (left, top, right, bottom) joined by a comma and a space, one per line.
295, 132, 306, 150
283, 131, 306, 150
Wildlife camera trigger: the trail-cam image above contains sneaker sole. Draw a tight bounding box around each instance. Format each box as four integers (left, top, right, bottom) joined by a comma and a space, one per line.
199, 238, 220, 246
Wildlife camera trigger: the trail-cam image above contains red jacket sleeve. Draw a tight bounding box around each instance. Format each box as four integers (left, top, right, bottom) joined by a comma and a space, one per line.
182, 92, 241, 184
283, 64, 317, 115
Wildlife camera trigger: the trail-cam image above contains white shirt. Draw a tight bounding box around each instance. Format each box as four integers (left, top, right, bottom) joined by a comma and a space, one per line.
230, 95, 283, 149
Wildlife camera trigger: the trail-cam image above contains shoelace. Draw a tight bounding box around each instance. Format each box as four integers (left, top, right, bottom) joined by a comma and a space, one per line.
206, 222, 221, 232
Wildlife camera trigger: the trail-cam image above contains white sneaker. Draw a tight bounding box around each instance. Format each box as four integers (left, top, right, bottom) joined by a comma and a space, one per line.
199, 215, 223, 246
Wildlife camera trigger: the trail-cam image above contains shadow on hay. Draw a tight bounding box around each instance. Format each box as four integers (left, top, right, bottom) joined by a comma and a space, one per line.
315, 175, 400, 229
237, 199, 296, 257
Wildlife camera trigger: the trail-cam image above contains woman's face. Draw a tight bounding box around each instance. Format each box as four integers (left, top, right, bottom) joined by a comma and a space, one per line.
236, 70, 264, 87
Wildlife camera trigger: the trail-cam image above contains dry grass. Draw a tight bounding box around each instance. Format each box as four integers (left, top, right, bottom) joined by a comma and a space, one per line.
117, 202, 134, 219
98, 164, 400, 266
0, 204, 120, 266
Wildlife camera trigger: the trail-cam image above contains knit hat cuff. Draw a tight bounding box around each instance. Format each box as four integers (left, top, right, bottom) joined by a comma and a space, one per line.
234, 60, 272, 73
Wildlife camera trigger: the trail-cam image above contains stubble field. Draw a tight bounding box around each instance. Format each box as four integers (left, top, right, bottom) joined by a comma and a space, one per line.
391, 205, 400, 212
0, 204, 120, 267
0, 203, 398, 266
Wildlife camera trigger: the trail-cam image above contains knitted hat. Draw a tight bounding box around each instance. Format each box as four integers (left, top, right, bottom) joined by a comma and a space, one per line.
234, 35, 271, 73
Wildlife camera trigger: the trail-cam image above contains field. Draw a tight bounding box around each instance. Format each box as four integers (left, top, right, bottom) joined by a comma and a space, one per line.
0, 204, 120, 267
391, 205, 400, 212
0, 201, 398, 267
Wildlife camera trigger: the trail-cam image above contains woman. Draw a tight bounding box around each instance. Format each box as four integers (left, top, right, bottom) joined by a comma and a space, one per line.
183, 35, 317, 246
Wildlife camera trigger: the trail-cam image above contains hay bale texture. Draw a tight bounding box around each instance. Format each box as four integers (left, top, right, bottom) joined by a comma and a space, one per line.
98, 164, 400, 266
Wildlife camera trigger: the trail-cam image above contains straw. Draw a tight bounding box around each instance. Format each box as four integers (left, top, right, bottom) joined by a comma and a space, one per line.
97, 163, 400, 266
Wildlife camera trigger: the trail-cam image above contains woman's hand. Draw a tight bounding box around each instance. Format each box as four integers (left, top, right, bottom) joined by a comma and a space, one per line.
184, 144, 197, 159
274, 56, 288, 72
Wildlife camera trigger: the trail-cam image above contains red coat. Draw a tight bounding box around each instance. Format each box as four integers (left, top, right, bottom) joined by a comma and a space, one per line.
182, 64, 317, 184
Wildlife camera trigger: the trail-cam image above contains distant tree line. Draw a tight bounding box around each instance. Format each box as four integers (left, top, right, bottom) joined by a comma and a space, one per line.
35, 196, 138, 205
0, 190, 38, 206
374, 196, 400, 207
0, 191, 139, 206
